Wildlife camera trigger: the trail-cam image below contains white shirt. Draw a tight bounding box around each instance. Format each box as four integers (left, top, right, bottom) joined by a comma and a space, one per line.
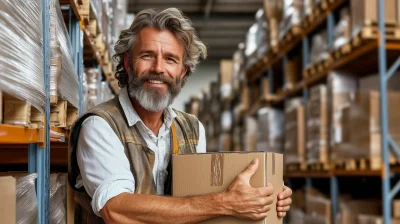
76, 87, 206, 217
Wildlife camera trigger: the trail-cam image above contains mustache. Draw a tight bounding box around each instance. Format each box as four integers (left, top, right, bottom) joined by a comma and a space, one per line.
130, 72, 176, 88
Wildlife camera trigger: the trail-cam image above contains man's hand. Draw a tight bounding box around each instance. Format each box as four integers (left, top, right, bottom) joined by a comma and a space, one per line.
276, 185, 292, 218
223, 158, 275, 221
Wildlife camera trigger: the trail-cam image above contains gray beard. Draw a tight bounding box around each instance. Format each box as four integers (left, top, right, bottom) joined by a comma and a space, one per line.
128, 84, 174, 112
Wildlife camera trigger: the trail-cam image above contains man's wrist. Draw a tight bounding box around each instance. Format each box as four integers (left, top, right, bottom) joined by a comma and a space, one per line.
210, 192, 232, 217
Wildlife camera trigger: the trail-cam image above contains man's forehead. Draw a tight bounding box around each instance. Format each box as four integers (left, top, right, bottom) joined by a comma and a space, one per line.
136, 27, 182, 49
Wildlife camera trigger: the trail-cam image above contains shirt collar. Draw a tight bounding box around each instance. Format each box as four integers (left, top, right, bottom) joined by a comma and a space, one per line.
118, 87, 177, 128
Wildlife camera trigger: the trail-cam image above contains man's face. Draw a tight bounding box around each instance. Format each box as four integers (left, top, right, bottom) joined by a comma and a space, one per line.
125, 27, 187, 112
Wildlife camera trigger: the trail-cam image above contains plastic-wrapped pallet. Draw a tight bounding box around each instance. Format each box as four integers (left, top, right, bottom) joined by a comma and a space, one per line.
85, 68, 100, 110
99, 81, 114, 103
256, 107, 284, 153
344, 90, 400, 170
232, 44, 245, 95
327, 72, 357, 162
278, 0, 304, 42
351, 0, 398, 38
245, 23, 259, 70
284, 98, 306, 165
255, 9, 270, 60
306, 85, 329, 165
50, 173, 67, 224
263, 0, 284, 47
333, 8, 351, 50
243, 116, 258, 151
16, 173, 38, 224
0, 0, 45, 117
310, 31, 330, 64
51, 0, 79, 109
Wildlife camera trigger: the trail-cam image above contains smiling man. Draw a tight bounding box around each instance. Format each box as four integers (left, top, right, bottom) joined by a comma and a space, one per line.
68, 8, 292, 223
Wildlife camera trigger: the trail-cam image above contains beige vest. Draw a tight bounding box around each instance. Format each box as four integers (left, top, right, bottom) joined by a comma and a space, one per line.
68, 97, 199, 223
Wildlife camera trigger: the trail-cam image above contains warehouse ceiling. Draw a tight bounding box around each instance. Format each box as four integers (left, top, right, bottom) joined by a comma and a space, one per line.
127, 0, 264, 60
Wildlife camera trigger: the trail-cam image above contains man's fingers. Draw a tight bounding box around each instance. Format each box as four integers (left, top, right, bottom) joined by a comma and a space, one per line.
277, 205, 290, 212
277, 198, 292, 207
257, 184, 274, 197
238, 158, 259, 183
277, 212, 286, 218
278, 185, 292, 200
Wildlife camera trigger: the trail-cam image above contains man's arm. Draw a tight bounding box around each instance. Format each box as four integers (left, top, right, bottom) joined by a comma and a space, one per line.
101, 158, 275, 224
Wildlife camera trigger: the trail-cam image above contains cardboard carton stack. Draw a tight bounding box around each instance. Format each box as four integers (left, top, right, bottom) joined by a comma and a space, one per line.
219, 60, 234, 102
304, 189, 331, 224
285, 55, 302, 90
327, 72, 357, 163
278, 0, 304, 42
351, 0, 399, 38
263, 0, 284, 49
173, 152, 283, 224
284, 98, 306, 168
257, 107, 284, 153
333, 8, 351, 50
346, 91, 400, 169
306, 85, 329, 166
336, 199, 381, 224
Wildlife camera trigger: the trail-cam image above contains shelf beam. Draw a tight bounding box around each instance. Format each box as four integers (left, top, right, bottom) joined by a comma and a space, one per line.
0, 125, 44, 144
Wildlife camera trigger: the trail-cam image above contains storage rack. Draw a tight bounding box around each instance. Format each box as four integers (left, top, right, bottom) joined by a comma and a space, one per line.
0, 0, 116, 222
242, 0, 400, 223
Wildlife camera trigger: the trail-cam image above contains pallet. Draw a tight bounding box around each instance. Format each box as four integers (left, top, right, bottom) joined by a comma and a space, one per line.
278, 25, 303, 51
50, 99, 79, 129
333, 158, 377, 171
286, 162, 307, 172
307, 162, 330, 171
354, 24, 400, 43
2, 94, 44, 128
304, 56, 333, 79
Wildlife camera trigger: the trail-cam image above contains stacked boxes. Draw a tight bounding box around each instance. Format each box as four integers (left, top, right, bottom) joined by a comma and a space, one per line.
351, 0, 399, 37
257, 107, 284, 153
284, 98, 306, 166
306, 85, 329, 165
219, 60, 233, 101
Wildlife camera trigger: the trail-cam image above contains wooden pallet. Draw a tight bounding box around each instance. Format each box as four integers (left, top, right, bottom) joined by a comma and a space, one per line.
286, 162, 307, 172
333, 158, 374, 171
50, 99, 78, 129
2, 93, 44, 129
354, 24, 400, 43
278, 25, 303, 51
307, 162, 330, 171
332, 42, 352, 60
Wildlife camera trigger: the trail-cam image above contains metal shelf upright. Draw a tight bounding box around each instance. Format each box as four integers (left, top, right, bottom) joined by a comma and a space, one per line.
378, 0, 400, 223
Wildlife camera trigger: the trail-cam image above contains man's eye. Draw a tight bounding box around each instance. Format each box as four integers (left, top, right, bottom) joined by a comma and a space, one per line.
142, 54, 153, 59
167, 58, 176, 62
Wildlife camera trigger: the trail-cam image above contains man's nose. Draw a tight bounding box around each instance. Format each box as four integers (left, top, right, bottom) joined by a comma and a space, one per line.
151, 56, 164, 74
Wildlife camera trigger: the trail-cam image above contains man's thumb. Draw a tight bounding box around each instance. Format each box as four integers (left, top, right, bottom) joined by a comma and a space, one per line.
240, 158, 259, 183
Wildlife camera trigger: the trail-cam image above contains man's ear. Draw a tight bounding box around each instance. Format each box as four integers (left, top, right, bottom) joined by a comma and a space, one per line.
180, 65, 189, 79
124, 53, 131, 73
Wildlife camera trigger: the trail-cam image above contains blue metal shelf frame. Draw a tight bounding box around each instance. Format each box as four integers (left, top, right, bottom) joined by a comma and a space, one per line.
378, 0, 400, 223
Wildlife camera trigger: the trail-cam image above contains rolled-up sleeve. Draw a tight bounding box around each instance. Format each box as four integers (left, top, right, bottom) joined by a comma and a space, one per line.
77, 116, 135, 217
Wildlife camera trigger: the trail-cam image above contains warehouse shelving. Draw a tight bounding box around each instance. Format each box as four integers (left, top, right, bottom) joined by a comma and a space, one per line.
0, 125, 44, 144
241, 0, 400, 223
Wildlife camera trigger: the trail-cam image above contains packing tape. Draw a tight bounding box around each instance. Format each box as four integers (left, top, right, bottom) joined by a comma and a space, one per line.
211, 154, 224, 186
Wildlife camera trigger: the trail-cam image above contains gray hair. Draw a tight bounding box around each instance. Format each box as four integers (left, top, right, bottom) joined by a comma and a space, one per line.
113, 8, 207, 87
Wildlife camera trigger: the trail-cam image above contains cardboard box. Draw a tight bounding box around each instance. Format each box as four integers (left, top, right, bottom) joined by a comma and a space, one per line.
285, 56, 301, 89
3, 94, 31, 125
348, 91, 400, 169
220, 60, 233, 100
173, 152, 283, 224
0, 176, 16, 224
358, 215, 400, 224
351, 0, 398, 37
261, 77, 270, 100
284, 104, 305, 165
338, 199, 381, 224
219, 134, 232, 151
305, 190, 331, 224
394, 199, 400, 218
306, 85, 329, 164
241, 86, 250, 112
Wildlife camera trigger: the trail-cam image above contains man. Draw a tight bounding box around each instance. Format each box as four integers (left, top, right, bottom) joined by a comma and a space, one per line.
69, 8, 292, 223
